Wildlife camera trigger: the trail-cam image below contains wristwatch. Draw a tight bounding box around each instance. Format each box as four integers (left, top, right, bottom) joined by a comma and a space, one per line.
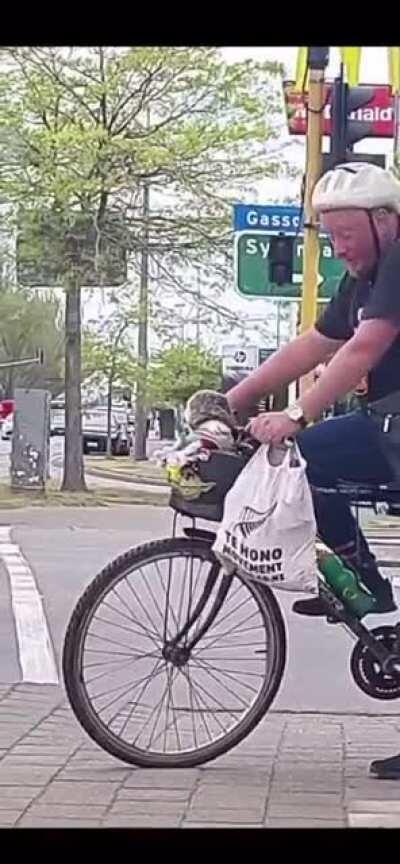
284, 403, 308, 430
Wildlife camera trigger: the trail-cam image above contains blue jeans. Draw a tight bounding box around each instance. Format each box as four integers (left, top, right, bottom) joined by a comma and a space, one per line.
297, 411, 394, 575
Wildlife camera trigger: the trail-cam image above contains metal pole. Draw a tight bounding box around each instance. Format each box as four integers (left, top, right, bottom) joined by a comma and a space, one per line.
288, 301, 299, 404
134, 108, 150, 461
394, 91, 400, 168
300, 47, 328, 395
0, 356, 41, 369
276, 300, 281, 347
195, 270, 201, 347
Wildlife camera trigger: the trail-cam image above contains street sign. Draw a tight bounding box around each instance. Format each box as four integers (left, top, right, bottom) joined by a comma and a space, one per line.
233, 204, 302, 234
258, 348, 275, 364
221, 345, 259, 376
234, 231, 345, 299
284, 81, 394, 138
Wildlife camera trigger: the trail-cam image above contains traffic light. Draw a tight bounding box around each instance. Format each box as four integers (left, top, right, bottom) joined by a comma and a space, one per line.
268, 234, 294, 286
330, 76, 375, 165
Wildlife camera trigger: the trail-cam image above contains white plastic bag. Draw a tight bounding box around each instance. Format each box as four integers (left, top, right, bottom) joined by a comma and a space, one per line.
212, 441, 318, 593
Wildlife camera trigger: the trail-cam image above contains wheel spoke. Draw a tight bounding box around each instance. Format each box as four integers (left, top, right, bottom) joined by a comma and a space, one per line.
89, 657, 165, 709
107, 657, 167, 734
184, 665, 240, 729
85, 630, 150, 654
132, 665, 174, 748
153, 560, 181, 634
192, 655, 263, 697
84, 651, 159, 684
124, 574, 164, 638
92, 613, 160, 645
191, 657, 252, 708
111, 584, 161, 643
69, 546, 277, 762
193, 610, 261, 657
138, 567, 168, 630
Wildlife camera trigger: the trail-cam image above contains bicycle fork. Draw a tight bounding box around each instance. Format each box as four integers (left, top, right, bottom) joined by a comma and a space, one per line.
162, 542, 234, 660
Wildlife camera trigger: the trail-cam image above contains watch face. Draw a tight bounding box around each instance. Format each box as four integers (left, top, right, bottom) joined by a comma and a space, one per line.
288, 406, 303, 422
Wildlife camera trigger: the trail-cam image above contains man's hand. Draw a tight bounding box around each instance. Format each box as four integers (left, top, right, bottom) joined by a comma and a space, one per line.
248, 412, 301, 445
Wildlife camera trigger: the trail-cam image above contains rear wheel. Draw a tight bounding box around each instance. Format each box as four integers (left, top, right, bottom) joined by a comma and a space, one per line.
63, 537, 286, 768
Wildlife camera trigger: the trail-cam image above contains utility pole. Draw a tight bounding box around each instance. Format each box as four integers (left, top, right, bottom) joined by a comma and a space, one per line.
195, 269, 201, 347
300, 47, 329, 395
394, 90, 400, 168
134, 109, 150, 461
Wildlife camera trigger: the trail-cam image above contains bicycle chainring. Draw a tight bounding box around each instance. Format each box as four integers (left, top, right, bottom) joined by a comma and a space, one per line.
350, 626, 400, 700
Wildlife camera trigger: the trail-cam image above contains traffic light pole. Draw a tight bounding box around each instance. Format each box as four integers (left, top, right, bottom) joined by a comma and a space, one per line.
394, 92, 400, 167
300, 49, 328, 394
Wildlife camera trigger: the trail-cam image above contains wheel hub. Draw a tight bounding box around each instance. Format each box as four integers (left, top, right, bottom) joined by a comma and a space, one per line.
162, 642, 190, 667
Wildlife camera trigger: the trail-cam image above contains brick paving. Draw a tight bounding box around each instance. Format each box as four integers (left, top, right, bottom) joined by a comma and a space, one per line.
0, 684, 397, 827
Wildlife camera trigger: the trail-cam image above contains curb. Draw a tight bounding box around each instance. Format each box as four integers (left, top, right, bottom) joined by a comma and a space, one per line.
86, 467, 169, 490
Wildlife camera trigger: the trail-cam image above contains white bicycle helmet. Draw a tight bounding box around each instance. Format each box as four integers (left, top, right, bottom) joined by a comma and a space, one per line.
312, 162, 400, 214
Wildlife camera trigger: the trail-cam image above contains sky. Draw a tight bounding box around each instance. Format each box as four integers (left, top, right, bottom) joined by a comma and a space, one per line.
221, 47, 392, 84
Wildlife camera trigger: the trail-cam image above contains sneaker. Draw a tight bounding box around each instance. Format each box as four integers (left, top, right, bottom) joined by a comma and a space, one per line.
292, 579, 397, 617
370, 754, 400, 779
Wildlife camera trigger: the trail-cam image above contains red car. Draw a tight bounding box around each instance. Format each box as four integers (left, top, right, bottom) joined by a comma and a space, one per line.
0, 400, 15, 424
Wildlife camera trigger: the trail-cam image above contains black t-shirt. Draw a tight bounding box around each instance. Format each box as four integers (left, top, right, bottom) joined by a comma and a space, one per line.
315, 240, 400, 401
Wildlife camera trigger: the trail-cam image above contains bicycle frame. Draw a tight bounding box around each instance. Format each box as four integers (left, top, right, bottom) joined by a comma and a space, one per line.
169, 514, 400, 674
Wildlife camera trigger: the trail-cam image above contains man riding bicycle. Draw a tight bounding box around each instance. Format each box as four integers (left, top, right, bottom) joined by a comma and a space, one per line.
226, 161, 400, 779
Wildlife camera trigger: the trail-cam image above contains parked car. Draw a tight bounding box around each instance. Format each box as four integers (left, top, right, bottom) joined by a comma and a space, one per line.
1, 413, 14, 440
50, 401, 133, 455
50, 401, 65, 436
0, 399, 15, 426
82, 406, 132, 456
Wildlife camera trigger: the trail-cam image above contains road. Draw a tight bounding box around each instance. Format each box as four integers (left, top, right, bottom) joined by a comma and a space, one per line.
0, 502, 398, 715
0, 502, 398, 828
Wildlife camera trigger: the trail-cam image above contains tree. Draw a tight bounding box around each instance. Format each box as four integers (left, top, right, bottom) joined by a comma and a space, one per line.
147, 343, 221, 417
0, 46, 287, 484
0, 286, 63, 398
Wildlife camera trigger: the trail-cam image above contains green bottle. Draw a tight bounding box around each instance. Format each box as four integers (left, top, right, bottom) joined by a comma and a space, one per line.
317, 548, 377, 618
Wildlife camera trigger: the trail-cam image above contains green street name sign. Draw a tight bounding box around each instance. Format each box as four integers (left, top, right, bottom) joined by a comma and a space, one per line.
234, 231, 345, 300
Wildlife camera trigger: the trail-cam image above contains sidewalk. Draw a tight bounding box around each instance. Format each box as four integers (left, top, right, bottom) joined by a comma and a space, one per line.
0, 684, 399, 828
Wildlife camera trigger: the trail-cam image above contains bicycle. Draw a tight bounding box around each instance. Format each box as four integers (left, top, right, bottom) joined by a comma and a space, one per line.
62, 433, 400, 768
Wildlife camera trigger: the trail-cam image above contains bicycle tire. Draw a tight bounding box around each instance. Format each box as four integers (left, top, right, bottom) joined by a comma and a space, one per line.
62, 537, 287, 768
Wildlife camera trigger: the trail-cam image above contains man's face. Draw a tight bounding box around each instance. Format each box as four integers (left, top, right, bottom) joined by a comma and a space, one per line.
320, 209, 377, 277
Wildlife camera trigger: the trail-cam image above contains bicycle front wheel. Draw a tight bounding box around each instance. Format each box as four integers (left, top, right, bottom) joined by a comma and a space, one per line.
62, 537, 286, 768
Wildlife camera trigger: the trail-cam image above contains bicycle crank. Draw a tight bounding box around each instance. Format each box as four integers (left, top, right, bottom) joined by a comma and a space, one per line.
350, 625, 400, 700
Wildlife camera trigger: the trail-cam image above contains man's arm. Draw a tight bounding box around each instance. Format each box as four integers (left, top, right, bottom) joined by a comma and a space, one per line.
299, 318, 400, 421
226, 327, 343, 414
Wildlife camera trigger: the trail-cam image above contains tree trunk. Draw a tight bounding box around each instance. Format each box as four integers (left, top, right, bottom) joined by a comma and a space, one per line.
61, 279, 87, 491
6, 367, 14, 399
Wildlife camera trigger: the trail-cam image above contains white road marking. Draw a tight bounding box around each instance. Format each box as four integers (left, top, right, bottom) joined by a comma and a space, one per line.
0, 526, 58, 683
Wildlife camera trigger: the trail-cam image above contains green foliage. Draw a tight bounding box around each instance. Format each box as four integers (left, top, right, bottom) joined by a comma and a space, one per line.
147, 342, 221, 408
0, 286, 64, 396
0, 46, 286, 276
82, 328, 137, 390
